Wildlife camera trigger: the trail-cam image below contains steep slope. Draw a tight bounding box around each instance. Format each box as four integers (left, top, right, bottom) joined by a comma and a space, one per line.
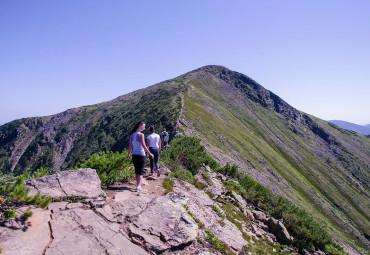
178, 66, 369, 253
0, 65, 369, 252
329, 120, 370, 135
0, 81, 184, 174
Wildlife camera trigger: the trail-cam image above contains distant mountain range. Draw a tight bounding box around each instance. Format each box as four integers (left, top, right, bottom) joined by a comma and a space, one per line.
0, 65, 369, 253
328, 120, 370, 135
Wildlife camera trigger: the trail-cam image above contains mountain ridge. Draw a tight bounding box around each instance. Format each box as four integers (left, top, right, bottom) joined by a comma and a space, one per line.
0, 65, 369, 253
328, 120, 370, 135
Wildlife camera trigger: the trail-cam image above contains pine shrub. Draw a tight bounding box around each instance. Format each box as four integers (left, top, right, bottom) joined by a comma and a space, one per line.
75, 150, 134, 189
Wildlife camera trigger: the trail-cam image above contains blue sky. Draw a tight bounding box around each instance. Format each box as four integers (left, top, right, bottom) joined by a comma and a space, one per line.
1, 0, 369, 125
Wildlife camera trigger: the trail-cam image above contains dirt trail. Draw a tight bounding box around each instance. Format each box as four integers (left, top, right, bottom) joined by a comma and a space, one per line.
105, 167, 167, 204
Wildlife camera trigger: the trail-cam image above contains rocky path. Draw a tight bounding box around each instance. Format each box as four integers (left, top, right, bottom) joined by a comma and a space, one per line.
0, 168, 302, 255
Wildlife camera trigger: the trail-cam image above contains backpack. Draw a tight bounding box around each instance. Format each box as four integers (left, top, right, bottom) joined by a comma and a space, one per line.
164, 135, 169, 142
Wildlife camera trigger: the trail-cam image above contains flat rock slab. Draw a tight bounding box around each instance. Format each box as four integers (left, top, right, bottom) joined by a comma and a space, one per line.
45, 207, 148, 255
25, 168, 105, 199
128, 192, 198, 253
0, 208, 51, 255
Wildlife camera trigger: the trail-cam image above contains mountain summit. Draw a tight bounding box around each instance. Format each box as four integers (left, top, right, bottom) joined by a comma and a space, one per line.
0, 65, 369, 253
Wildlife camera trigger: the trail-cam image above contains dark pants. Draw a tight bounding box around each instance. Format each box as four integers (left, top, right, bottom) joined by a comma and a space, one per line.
132, 155, 146, 175
149, 147, 160, 173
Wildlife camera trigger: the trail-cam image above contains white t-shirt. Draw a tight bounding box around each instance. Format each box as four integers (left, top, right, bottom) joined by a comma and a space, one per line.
146, 134, 160, 148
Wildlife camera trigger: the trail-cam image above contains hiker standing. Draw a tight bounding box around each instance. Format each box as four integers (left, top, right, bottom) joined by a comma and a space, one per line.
146, 126, 161, 177
160, 128, 169, 150
127, 121, 154, 192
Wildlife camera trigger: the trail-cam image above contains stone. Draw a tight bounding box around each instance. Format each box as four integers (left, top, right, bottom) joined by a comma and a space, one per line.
204, 174, 226, 199
25, 168, 105, 199
266, 217, 293, 245
127, 192, 198, 253
45, 207, 148, 255
173, 182, 248, 251
0, 208, 51, 255
56, 168, 105, 198
48, 202, 68, 213
252, 210, 267, 222
107, 194, 155, 223
230, 191, 248, 213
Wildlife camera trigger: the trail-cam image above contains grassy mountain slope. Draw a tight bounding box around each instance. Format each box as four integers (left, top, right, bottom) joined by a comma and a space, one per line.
0, 80, 184, 174
0, 65, 368, 252
178, 66, 369, 253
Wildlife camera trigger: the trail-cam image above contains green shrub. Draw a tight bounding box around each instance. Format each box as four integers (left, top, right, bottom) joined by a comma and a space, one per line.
0, 170, 52, 223
163, 178, 175, 194
75, 150, 134, 189
172, 169, 195, 183
215, 163, 343, 253
161, 136, 218, 175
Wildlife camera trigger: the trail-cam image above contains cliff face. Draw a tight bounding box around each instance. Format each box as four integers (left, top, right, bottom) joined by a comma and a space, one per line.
0, 65, 369, 252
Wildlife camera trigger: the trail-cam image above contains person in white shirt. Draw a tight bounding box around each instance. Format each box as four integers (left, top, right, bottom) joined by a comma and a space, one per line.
146, 126, 161, 176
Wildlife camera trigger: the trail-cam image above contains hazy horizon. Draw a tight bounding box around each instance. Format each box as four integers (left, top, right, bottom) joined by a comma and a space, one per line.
1, 1, 369, 125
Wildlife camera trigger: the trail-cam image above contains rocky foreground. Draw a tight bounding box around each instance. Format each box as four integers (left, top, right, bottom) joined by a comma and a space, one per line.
0, 168, 332, 255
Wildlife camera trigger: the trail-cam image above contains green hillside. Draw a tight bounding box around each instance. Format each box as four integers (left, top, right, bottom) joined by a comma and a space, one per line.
0, 81, 183, 174
179, 66, 369, 253
0, 65, 368, 253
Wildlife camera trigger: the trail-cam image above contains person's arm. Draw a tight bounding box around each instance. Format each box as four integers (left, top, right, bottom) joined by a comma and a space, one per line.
147, 138, 151, 148
158, 137, 161, 150
140, 133, 154, 158
127, 135, 133, 159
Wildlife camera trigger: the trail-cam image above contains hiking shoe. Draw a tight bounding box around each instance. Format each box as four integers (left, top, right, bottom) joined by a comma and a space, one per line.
136, 186, 143, 192
149, 173, 154, 177
157, 169, 160, 177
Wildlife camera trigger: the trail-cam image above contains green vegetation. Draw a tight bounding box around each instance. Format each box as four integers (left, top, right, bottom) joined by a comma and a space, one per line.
0, 168, 51, 223
211, 204, 225, 219
74, 150, 134, 189
163, 136, 343, 253
205, 229, 234, 255
172, 168, 195, 183
161, 136, 217, 175
163, 178, 175, 194
183, 73, 369, 252
0, 82, 184, 174
216, 163, 344, 253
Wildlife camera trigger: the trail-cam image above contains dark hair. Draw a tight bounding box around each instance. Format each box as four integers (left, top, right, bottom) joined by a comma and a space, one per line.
149, 126, 155, 133
130, 121, 144, 135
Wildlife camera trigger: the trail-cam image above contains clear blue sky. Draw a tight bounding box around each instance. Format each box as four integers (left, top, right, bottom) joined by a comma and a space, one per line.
1, 0, 369, 125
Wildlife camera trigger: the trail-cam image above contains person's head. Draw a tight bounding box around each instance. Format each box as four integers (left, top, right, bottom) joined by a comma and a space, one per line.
149, 126, 155, 134
163, 128, 166, 132
130, 121, 145, 135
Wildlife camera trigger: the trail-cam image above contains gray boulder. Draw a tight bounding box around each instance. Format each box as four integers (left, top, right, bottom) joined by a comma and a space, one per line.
25, 168, 105, 199
253, 210, 267, 222
266, 217, 294, 245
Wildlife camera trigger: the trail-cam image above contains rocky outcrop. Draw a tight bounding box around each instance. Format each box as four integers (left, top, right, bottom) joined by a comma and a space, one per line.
25, 168, 105, 198
252, 210, 294, 245
127, 193, 198, 252
46, 206, 147, 255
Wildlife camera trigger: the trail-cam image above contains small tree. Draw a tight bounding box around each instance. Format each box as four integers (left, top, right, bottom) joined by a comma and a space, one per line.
0, 169, 51, 224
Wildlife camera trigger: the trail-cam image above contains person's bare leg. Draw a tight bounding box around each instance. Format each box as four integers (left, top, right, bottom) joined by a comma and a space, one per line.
136, 174, 142, 187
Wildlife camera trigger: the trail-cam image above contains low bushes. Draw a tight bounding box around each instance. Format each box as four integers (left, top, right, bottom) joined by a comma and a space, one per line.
0, 168, 52, 223
217, 163, 344, 253
160, 136, 218, 175
75, 150, 134, 189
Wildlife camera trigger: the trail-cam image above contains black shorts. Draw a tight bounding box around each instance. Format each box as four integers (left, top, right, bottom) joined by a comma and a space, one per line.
132, 155, 146, 175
